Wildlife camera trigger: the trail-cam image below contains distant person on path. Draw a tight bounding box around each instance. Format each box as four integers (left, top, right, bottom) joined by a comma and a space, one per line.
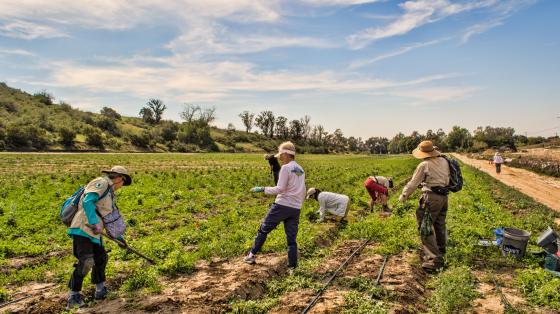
66, 166, 132, 309
364, 175, 393, 215
264, 154, 281, 185
306, 188, 350, 223
493, 152, 504, 174
245, 142, 306, 269
398, 141, 450, 272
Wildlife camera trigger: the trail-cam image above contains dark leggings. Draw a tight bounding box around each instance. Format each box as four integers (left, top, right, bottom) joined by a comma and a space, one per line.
68, 235, 108, 292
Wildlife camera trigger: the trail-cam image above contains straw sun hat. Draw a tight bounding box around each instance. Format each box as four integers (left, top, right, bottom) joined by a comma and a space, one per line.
412, 141, 441, 159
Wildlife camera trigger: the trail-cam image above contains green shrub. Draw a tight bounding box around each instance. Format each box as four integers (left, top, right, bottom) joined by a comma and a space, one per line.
229, 298, 278, 314
58, 126, 76, 147
85, 127, 104, 149
427, 266, 480, 314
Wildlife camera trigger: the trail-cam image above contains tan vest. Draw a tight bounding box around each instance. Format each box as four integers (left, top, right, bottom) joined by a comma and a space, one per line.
70, 177, 115, 239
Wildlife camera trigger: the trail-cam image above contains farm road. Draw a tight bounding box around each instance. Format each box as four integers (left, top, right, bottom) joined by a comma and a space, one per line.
453, 154, 560, 213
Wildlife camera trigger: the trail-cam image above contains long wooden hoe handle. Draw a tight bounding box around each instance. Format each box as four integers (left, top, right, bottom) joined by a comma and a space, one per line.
85, 224, 156, 264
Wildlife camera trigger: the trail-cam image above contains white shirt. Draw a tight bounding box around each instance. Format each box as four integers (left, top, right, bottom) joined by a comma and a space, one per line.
493, 155, 504, 164
265, 160, 306, 209
317, 192, 349, 220
369, 176, 391, 188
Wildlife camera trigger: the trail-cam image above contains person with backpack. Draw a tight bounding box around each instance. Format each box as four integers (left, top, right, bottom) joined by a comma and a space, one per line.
306, 188, 350, 223
398, 141, 451, 272
264, 154, 282, 185
65, 166, 131, 309
245, 142, 306, 269
364, 175, 393, 215
493, 152, 504, 174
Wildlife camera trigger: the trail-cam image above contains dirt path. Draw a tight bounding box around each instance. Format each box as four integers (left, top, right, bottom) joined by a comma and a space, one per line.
453, 154, 560, 213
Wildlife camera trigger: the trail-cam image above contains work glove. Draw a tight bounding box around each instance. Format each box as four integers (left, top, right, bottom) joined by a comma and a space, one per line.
91, 223, 103, 235
250, 187, 265, 193
398, 195, 406, 203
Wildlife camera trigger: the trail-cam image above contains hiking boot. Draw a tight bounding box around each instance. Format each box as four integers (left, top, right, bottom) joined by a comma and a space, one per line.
422, 262, 444, 273
244, 254, 256, 265
66, 293, 85, 310
94, 287, 108, 300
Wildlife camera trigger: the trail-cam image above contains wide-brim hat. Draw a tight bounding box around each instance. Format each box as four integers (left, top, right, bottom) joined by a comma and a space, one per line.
306, 187, 317, 199
102, 166, 132, 186
412, 141, 441, 159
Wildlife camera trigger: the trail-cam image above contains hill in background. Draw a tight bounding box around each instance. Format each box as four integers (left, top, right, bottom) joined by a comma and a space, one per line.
0, 82, 557, 153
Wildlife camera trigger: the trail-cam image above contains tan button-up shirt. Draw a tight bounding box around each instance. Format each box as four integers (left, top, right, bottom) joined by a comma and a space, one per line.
401, 156, 450, 199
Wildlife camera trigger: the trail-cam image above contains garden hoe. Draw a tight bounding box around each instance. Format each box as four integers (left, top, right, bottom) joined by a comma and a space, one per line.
86, 224, 156, 264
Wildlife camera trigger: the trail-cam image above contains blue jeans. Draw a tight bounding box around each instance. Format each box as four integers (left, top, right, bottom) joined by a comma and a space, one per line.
251, 203, 301, 267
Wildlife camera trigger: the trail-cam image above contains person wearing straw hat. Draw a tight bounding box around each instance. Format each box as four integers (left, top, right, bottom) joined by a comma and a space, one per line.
306, 188, 350, 223
245, 141, 306, 269
398, 141, 450, 272
66, 166, 132, 309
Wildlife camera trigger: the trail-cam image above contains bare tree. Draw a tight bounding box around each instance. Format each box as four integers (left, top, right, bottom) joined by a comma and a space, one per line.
199, 106, 216, 125
146, 99, 166, 123
300, 115, 311, 140
180, 104, 201, 124
238, 111, 255, 133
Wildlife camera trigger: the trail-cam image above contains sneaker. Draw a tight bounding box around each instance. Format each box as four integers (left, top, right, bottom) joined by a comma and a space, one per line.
94, 286, 108, 300
244, 254, 256, 265
287, 267, 296, 276
66, 293, 85, 310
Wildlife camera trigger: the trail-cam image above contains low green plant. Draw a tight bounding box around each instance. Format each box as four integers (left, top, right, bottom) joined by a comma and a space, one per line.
426, 266, 480, 314
121, 267, 161, 294
517, 268, 560, 309
342, 291, 387, 314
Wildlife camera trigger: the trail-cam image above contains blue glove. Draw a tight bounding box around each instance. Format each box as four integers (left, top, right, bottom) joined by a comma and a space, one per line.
251, 187, 265, 193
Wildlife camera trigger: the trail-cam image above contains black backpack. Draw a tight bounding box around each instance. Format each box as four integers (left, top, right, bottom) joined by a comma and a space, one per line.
442, 155, 463, 193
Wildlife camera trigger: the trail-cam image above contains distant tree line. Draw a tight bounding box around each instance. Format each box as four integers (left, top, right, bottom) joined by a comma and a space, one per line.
0, 84, 555, 153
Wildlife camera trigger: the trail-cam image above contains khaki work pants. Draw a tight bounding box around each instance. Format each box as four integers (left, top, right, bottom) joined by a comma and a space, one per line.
416, 192, 448, 268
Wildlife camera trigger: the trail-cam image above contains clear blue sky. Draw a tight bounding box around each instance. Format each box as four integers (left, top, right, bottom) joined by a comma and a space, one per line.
0, 0, 558, 138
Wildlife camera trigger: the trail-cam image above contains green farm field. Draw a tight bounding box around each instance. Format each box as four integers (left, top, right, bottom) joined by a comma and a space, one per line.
1, 153, 559, 313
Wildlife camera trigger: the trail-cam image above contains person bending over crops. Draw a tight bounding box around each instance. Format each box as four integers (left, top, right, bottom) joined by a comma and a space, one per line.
364, 175, 393, 215
264, 153, 281, 185
306, 188, 350, 223
245, 142, 306, 269
493, 152, 504, 174
66, 166, 131, 309
398, 141, 450, 272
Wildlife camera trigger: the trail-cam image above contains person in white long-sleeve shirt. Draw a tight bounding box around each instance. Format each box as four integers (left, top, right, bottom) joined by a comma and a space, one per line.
306, 188, 349, 223
244, 141, 306, 268
493, 152, 504, 174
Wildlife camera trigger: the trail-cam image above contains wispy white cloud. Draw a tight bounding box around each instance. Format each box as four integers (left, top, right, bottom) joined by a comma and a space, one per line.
298, 0, 380, 6
390, 86, 480, 103
349, 37, 451, 68
347, 0, 498, 49
460, 0, 538, 44
0, 48, 34, 56
0, 20, 68, 40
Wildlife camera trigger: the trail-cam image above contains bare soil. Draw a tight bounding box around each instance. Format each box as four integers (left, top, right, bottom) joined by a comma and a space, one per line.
269, 241, 427, 314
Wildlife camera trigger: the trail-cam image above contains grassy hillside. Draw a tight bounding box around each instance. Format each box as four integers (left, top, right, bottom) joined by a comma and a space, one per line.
0, 82, 277, 152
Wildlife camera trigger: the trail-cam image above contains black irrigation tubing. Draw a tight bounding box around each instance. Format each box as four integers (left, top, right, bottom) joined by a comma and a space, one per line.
374, 255, 389, 284
301, 239, 370, 314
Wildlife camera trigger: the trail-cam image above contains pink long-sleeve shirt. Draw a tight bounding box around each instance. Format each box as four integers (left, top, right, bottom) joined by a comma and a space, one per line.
264, 160, 306, 209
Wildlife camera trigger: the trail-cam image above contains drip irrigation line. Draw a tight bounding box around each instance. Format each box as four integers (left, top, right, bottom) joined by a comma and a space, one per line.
301, 239, 370, 314
375, 255, 389, 285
